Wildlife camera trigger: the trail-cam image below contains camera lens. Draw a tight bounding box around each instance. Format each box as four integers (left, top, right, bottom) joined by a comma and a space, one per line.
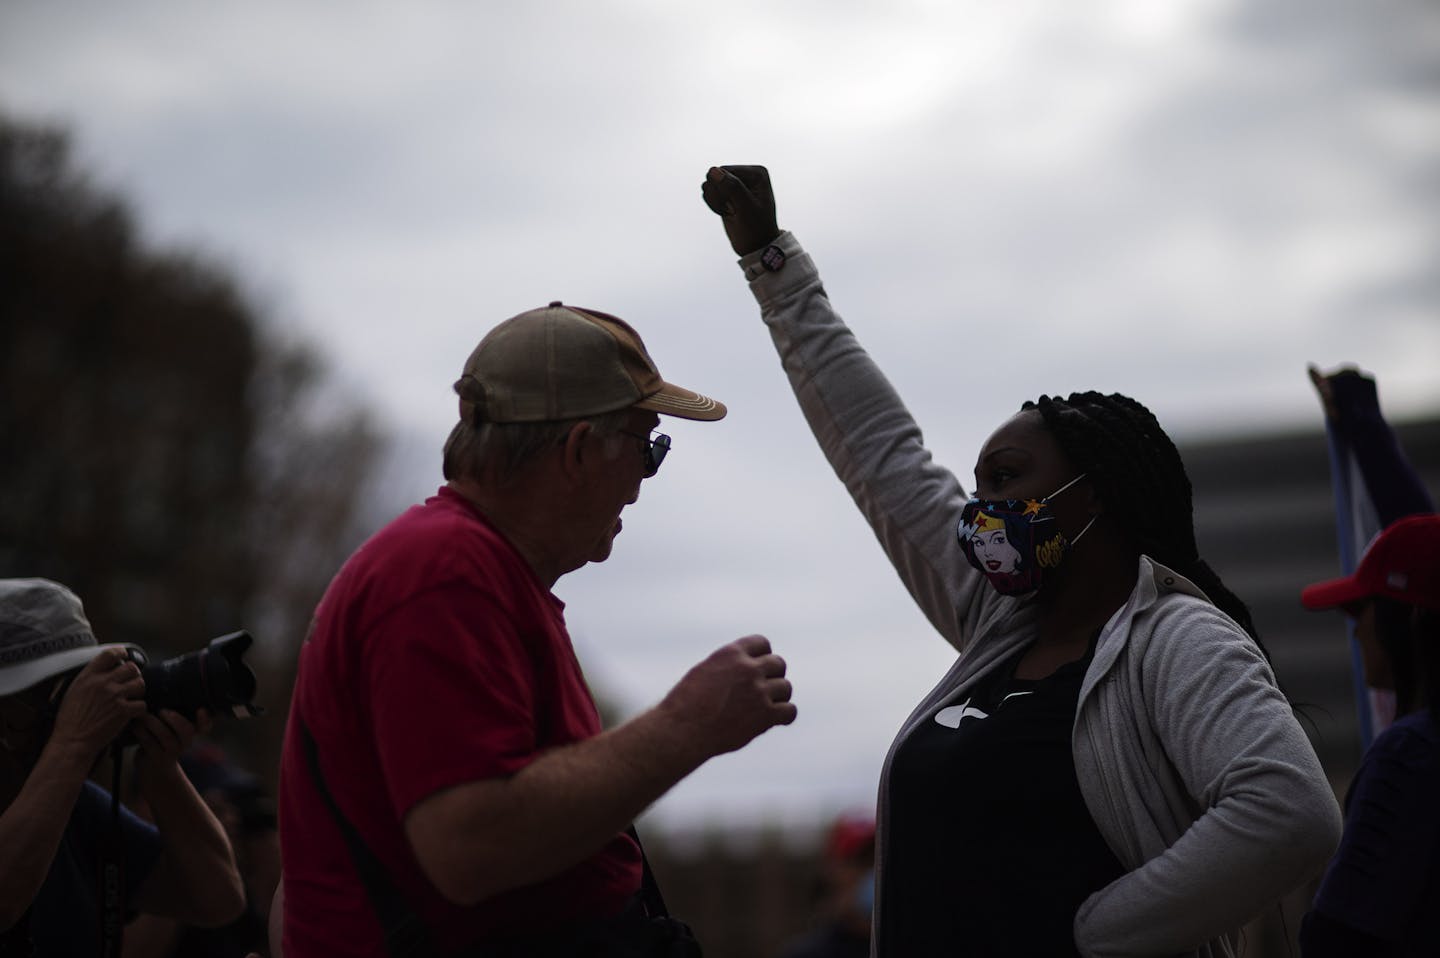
140, 631, 262, 719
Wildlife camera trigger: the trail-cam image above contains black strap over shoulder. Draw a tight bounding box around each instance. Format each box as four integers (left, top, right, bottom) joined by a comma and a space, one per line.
299, 716, 699, 958
627, 825, 668, 919
298, 718, 440, 958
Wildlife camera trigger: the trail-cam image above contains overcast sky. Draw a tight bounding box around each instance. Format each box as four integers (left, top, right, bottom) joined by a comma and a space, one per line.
4, 0, 1438, 835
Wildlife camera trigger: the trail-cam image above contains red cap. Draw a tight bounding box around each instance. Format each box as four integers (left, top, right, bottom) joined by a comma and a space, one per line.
825, 812, 877, 862
1301, 514, 1440, 613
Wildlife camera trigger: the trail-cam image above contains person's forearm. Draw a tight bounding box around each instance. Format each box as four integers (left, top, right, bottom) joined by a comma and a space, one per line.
407, 632, 794, 905
1331, 374, 1435, 523
135, 758, 244, 926
0, 740, 94, 928
408, 699, 707, 905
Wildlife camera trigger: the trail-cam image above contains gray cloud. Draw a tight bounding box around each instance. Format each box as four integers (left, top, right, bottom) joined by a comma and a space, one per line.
4, 0, 1438, 829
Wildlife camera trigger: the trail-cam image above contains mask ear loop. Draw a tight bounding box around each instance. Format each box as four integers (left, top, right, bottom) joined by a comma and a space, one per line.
1048, 473, 1097, 546
1044, 472, 1089, 501
1070, 513, 1099, 546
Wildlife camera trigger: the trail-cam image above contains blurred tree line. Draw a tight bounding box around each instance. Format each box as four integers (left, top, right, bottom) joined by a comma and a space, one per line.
0, 111, 381, 785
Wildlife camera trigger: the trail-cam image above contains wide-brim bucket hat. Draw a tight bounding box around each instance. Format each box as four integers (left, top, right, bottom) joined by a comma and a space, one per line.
0, 578, 141, 697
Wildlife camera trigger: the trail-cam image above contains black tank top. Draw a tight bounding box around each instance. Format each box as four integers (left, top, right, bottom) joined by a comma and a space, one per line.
883, 637, 1124, 956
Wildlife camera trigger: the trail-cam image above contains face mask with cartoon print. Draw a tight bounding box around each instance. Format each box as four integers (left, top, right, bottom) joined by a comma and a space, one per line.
956, 473, 1095, 596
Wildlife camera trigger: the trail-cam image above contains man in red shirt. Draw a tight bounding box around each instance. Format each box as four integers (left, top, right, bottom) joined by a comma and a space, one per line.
277, 302, 796, 956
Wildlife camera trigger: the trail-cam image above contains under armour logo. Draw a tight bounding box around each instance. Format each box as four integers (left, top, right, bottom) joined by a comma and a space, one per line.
933, 690, 1034, 728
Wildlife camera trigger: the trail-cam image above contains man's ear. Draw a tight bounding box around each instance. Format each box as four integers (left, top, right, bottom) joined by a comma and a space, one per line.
558, 421, 593, 481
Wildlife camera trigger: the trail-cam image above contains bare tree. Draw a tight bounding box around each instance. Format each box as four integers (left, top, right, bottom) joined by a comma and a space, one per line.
0, 113, 380, 783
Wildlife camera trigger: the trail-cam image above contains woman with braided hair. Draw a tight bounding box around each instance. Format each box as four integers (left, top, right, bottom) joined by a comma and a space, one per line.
1020, 391, 1262, 641
702, 166, 1341, 958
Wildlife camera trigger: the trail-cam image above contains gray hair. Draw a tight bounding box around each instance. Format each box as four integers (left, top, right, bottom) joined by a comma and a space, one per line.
442, 408, 634, 485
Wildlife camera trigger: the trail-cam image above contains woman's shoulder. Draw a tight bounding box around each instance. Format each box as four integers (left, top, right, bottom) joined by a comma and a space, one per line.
1114, 571, 1271, 690
1125, 569, 1252, 649
1147, 591, 1247, 634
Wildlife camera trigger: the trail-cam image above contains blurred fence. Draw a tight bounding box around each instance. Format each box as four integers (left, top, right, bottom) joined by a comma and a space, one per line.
642, 826, 1322, 958
645, 828, 828, 958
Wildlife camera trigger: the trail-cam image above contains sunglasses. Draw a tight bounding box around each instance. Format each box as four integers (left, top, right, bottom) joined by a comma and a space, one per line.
617, 430, 671, 478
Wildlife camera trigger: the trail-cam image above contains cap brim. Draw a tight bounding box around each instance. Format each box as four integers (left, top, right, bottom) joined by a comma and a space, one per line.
635, 383, 727, 422
1300, 575, 1372, 612
0, 643, 142, 698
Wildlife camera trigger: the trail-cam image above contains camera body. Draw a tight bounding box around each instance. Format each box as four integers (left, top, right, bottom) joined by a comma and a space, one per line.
126, 630, 262, 720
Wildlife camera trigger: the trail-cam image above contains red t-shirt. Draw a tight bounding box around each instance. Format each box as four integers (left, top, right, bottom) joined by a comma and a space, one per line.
278, 486, 643, 956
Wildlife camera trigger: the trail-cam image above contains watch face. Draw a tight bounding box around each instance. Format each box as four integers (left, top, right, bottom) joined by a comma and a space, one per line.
760, 245, 786, 272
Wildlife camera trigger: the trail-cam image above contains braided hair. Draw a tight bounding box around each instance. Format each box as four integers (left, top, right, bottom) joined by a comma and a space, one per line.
1022, 391, 1266, 654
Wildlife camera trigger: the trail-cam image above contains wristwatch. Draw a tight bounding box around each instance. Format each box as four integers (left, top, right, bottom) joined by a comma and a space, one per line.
743, 240, 787, 281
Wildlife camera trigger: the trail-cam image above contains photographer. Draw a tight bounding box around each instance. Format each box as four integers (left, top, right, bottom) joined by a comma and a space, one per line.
0, 577, 245, 956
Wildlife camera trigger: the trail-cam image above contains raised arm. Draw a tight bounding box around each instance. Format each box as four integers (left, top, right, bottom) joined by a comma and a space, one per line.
1309, 364, 1435, 525
703, 165, 998, 650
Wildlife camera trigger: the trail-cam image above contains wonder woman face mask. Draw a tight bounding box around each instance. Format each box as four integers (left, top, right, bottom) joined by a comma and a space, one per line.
956, 474, 1095, 595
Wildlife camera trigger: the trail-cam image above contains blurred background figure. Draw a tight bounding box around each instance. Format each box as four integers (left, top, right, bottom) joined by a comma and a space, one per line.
1298, 514, 1440, 956
1300, 365, 1438, 957
778, 813, 875, 958
1308, 365, 1436, 744
123, 744, 280, 957
188, 745, 282, 947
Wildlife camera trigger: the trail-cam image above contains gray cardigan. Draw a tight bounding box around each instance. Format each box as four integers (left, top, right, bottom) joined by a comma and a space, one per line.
737, 232, 1342, 957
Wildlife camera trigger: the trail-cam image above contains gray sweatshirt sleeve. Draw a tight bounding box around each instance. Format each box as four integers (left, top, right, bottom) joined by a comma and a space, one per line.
1074, 596, 1343, 956
738, 232, 999, 651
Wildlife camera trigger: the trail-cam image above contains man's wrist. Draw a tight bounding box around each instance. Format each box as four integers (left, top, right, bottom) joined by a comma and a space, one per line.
634, 701, 711, 775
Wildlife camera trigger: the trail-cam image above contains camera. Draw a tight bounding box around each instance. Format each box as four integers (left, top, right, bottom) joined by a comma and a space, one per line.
128, 631, 262, 720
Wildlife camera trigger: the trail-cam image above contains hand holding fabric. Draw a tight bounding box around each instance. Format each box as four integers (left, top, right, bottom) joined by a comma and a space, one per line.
1307, 363, 1367, 422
